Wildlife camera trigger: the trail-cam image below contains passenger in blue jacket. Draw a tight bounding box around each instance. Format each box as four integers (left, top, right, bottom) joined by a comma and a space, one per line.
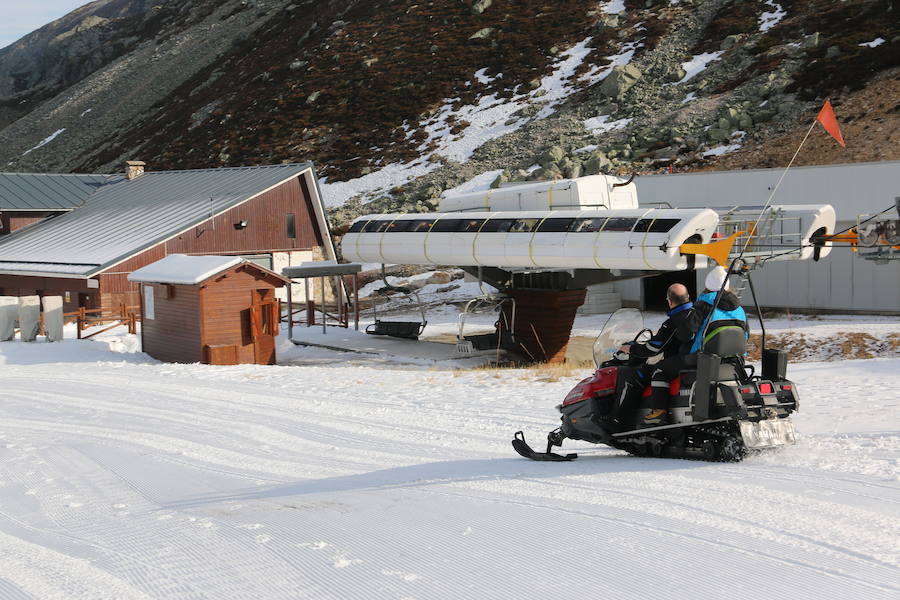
690, 266, 749, 355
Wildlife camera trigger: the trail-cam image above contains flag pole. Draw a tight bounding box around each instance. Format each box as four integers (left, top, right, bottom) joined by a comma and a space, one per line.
739, 118, 818, 255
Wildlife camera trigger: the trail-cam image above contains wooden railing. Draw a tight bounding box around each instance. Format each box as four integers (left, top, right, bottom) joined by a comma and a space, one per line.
65, 304, 141, 339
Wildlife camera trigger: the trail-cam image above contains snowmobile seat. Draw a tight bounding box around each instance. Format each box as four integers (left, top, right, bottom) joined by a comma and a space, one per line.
682, 326, 749, 382
701, 325, 747, 357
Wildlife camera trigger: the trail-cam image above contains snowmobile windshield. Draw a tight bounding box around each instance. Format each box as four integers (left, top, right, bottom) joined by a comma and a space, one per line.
592, 308, 644, 367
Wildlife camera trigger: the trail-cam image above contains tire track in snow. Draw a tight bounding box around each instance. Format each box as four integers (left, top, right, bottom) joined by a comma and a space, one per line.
512, 474, 899, 572
420, 484, 899, 597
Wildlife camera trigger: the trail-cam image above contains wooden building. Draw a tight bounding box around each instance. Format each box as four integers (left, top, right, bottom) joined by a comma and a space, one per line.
0, 163, 336, 314
128, 254, 289, 365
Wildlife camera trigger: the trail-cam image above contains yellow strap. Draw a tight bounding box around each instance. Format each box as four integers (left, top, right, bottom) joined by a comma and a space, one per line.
592, 216, 612, 269
423, 216, 438, 264
529, 215, 549, 267
472, 213, 493, 265
548, 182, 554, 209
485, 189, 492, 210
640, 211, 656, 270
378, 216, 398, 263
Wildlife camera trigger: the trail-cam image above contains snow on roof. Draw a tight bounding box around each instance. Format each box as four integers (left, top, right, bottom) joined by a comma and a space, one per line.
128, 254, 243, 285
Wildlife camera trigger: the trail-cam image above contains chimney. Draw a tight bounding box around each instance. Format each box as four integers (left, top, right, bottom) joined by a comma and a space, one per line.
125, 160, 146, 180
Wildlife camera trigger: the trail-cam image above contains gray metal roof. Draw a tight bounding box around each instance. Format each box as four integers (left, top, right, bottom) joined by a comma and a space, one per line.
0, 163, 315, 277
0, 173, 121, 211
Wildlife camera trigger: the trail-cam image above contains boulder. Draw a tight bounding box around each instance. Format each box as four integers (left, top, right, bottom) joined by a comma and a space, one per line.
754, 109, 775, 123
427, 271, 453, 285
721, 34, 745, 50
469, 27, 495, 40
707, 128, 729, 142
583, 151, 611, 175
802, 33, 820, 49
490, 171, 509, 188
471, 0, 494, 15
599, 64, 642, 99
558, 157, 581, 179
539, 145, 566, 166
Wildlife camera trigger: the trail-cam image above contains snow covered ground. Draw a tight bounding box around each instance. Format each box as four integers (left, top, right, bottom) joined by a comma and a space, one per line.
0, 318, 898, 599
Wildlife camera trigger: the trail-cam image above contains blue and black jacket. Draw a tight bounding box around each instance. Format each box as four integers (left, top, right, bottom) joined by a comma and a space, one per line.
689, 290, 749, 354
629, 301, 697, 360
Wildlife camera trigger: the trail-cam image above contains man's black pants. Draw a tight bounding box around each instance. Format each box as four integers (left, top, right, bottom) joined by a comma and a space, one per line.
614, 355, 687, 424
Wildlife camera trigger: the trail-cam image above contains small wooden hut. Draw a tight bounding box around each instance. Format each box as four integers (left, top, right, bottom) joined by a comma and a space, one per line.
128, 254, 288, 365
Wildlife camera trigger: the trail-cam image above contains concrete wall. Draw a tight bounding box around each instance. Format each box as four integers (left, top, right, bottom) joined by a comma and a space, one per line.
635, 162, 900, 313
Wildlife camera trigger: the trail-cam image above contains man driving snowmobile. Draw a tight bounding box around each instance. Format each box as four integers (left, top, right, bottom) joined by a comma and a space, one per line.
612, 283, 696, 430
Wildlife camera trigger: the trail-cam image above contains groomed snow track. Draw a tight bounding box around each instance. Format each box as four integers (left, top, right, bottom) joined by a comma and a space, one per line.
0, 341, 897, 599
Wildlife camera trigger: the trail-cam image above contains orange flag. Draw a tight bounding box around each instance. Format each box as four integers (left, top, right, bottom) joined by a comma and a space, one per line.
816, 99, 846, 147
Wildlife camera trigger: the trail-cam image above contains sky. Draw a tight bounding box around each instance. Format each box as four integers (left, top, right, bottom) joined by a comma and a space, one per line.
0, 1, 89, 50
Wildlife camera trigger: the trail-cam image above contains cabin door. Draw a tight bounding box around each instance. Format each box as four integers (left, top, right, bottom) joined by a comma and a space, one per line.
250, 289, 278, 365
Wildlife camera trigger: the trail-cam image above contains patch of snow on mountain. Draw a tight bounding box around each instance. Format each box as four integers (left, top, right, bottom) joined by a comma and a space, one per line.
758, 1, 786, 32
577, 41, 639, 87
320, 37, 615, 206
703, 143, 742, 157
859, 37, 885, 48
23, 129, 66, 155
583, 115, 632, 134
678, 51, 723, 83
440, 170, 503, 198
474, 68, 500, 84
602, 0, 626, 14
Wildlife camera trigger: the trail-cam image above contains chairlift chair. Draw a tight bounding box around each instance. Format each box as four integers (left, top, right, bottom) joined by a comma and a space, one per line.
455, 290, 516, 356
365, 266, 428, 340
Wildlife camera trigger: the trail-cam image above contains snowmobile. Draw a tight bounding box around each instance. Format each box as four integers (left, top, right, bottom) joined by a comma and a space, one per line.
512, 271, 799, 462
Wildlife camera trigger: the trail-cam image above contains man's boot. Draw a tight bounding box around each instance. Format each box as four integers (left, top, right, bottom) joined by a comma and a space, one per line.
640, 381, 671, 428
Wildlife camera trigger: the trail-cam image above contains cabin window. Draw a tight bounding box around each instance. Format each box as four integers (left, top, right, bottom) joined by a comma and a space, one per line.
370, 220, 394, 233
602, 218, 637, 232
165, 285, 175, 299
570, 217, 608, 233
480, 218, 516, 233
385, 220, 414, 232
286, 213, 296, 238
430, 219, 467, 233
510, 219, 539, 233
347, 219, 370, 233
634, 218, 680, 233
537, 218, 576, 233
461, 219, 487, 232
408, 219, 435, 232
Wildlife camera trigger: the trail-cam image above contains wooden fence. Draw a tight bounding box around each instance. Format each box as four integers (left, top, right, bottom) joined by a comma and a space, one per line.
67, 304, 141, 339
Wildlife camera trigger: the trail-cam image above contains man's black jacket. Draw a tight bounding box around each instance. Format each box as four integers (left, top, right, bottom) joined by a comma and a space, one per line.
629, 301, 696, 360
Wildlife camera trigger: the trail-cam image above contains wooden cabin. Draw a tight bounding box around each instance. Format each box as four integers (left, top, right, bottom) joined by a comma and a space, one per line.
128, 254, 289, 365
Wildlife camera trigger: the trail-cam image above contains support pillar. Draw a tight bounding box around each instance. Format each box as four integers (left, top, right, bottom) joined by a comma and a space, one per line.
501, 288, 586, 364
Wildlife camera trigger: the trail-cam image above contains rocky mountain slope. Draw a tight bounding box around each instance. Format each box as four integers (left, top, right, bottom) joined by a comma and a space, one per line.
0, 0, 896, 224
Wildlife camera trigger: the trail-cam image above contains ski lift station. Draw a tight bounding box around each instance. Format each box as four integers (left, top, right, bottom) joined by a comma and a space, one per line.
342, 173, 844, 362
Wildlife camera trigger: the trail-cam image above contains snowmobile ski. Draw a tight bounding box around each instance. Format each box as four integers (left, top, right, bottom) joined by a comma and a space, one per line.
512, 431, 577, 462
